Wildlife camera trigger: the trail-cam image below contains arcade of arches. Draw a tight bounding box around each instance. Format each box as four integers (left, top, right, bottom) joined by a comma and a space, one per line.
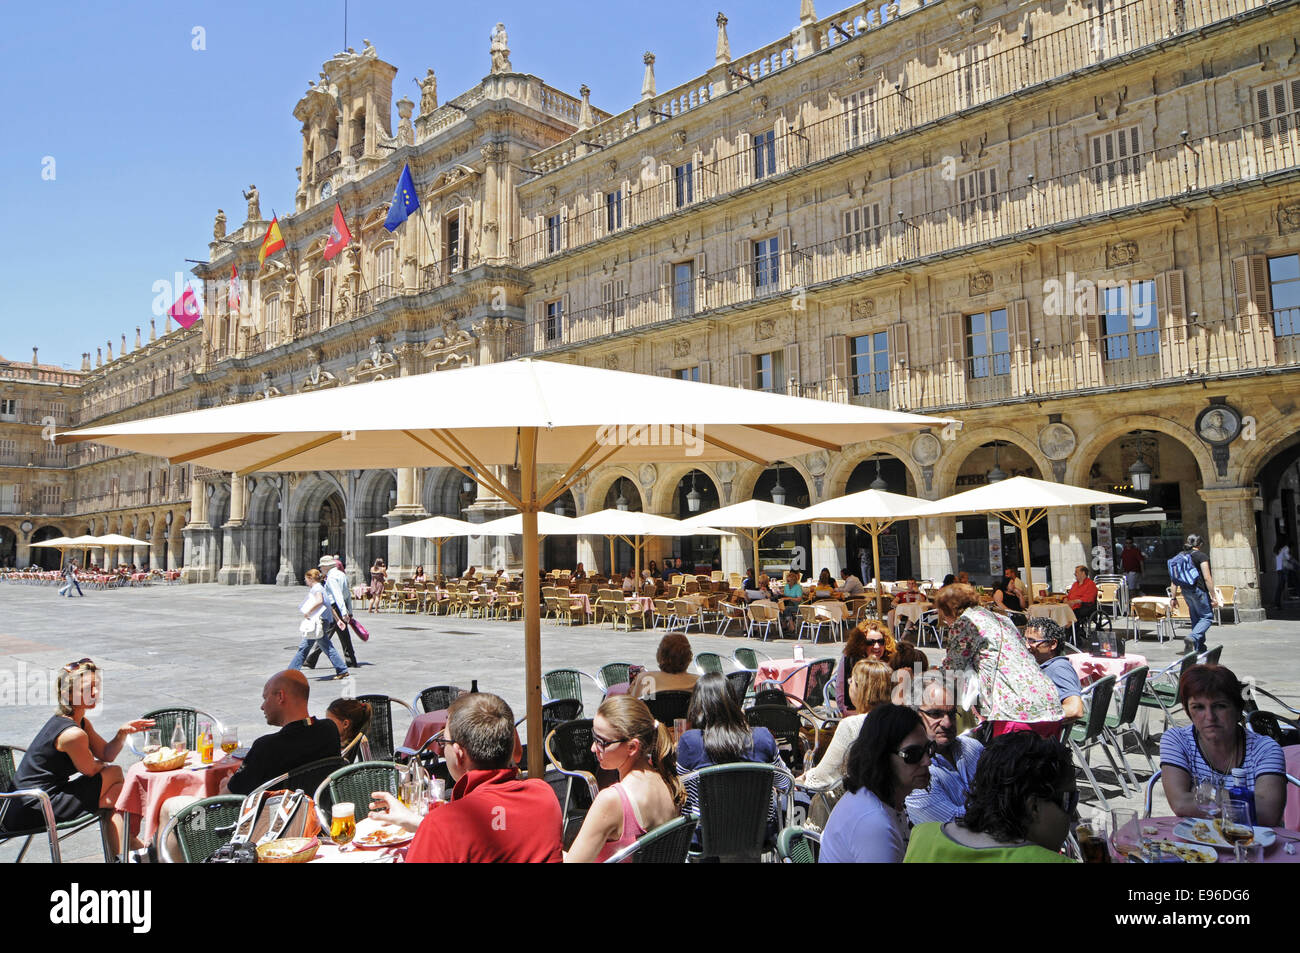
154, 402, 1297, 620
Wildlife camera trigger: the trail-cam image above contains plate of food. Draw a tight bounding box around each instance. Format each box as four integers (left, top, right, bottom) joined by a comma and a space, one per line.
352, 818, 414, 849
1174, 819, 1276, 850
1144, 839, 1217, 863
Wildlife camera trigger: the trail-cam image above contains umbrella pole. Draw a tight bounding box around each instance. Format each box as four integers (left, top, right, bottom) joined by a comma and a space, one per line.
607, 535, 616, 577
1019, 513, 1034, 608
871, 523, 884, 620
520, 428, 544, 780
751, 531, 760, 581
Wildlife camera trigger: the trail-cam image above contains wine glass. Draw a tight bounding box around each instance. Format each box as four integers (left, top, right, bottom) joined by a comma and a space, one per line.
1110, 808, 1138, 861
142, 729, 162, 754
1194, 781, 1221, 822
220, 727, 239, 755
1220, 799, 1254, 864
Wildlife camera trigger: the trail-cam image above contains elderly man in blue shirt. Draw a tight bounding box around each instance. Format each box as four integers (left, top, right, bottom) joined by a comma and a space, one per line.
903, 671, 983, 825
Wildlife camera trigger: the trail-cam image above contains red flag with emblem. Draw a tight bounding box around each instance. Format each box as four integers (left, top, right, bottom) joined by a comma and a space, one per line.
323, 203, 353, 262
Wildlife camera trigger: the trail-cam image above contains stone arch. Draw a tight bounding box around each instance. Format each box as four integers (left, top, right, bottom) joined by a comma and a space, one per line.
355, 469, 397, 573
0, 524, 16, 567
1231, 418, 1300, 485
581, 466, 642, 516
648, 463, 722, 515
936, 427, 1050, 497
288, 472, 345, 581
1066, 414, 1215, 488
417, 467, 471, 577
824, 440, 924, 500
30, 525, 64, 570
246, 477, 284, 584
729, 459, 816, 508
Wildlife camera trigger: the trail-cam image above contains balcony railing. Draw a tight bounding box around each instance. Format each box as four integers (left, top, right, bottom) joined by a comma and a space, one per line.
515, 0, 1268, 265
776, 312, 1297, 413
504, 114, 1300, 358
314, 150, 341, 179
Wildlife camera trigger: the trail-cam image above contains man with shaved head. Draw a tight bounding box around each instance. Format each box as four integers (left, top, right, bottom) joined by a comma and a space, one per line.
223, 670, 340, 795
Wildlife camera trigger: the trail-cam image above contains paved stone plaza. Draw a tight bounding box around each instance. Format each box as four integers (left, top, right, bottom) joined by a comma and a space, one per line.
2, 581, 1297, 862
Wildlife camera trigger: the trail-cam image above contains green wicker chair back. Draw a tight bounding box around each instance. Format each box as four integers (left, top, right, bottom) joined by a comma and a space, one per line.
777, 825, 820, 863
605, 816, 698, 863
355, 696, 397, 761
695, 653, 725, 675
596, 663, 633, 693
319, 761, 401, 822
733, 648, 760, 671
172, 795, 244, 863
687, 762, 777, 862
416, 686, 465, 714
143, 707, 198, 749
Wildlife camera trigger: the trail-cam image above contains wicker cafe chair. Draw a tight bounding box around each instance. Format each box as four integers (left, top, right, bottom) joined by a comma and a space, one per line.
681, 762, 790, 863
129, 707, 224, 756
725, 670, 754, 707
596, 663, 634, 695
354, 694, 418, 762
313, 761, 402, 832
776, 825, 821, 863
542, 669, 599, 716
604, 815, 698, 863
0, 744, 115, 863
732, 647, 771, 671
644, 691, 693, 725
745, 705, 806, 772
694, 652, 727, 675
414, 685, 466, 715
541, 699, 584, 740
158, 794, 244, 863
544, 720, 608, 826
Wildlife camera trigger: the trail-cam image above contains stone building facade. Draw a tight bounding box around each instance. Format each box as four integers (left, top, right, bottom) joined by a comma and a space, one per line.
19, 0, 1300, 619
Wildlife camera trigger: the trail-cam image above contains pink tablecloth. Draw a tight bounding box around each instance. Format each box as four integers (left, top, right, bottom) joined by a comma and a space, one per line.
1068, 652, 1147, 688
1286, 747, 1300, 832
757, 660, 807, 700
1121, 816, 1300, 862
115, 751, 242, 841
403, 710, 449, 753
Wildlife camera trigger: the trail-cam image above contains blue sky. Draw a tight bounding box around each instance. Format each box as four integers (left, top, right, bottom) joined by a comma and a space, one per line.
0, 0, 799, 368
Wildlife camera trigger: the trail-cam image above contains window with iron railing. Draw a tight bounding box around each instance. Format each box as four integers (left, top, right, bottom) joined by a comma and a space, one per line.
754, 237, 780, 292
1256, 79, 1300, 138
1269, 254, 1300, 338
673, 262, 695, 317
956, 43, 992, 109
605, 191, 623, 232
842, 89, 877, 149
546, 214, 564, 254
966, 309, 1011, 378
753, 129, 776, 180
1102, 280, 1158, 360
959, 169, 999, 222
843, 204, 883, 253
545, 299, 564, 343
850, 332, 890, 396
674, 163, 694, 208
1091, 126, 1142, 186
754, 351, 783, 393
373, 243, 395, 290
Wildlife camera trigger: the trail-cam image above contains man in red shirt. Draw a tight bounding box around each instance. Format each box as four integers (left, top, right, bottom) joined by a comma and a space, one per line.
371, 693, 562, 863
1065, 564, 1099, 628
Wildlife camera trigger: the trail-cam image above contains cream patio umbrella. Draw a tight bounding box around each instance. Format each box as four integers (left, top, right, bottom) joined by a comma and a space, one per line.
566, 508, 732, 578
680, 499, 808, 580
32, 534, 112, 569
775, 488, 931, 618
56, 358, 947, 777
368, 514, 480, 580
911, 476, 1144, 607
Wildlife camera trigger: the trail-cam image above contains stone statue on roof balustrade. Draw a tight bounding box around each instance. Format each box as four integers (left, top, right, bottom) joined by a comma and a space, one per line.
490, 23, 511, 74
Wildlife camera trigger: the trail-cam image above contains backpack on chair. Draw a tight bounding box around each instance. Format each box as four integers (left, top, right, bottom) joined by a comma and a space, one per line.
203, 788, 321, 863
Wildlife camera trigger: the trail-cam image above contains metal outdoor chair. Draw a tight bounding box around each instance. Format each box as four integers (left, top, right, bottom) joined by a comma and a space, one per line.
732, 647, 772, 671
0, 744, 115, 863
1139, 649, 1199, 735
250, 755, 348, 798
796, 605, 836, 644
544, 720, 616, 830
542, 669, 601, 716
725, 670, 754, 707
644, 691, 693, 725
776, 825, 821, 863
717, 601, 747, 637
745, 603, 780, 641
694, 652, 727, 675
1143, 769, 1163, 818
681, 762, 793, 863
1101, 666, 1155, 791
596, 663, 634, 695
603, 816, 698, 863
355, 694, 418, 762
1068, 674, 1128, 810
413, 685, 466, 715
541, 699, 584, 740
157, 794, 245, 863
750, 687, 793, 708
128, 707, 225, 756
745, 705, 807, 772
312, 760, 402, 832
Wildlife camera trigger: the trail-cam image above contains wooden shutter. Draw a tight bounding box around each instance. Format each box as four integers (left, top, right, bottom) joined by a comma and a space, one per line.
735, 238, 751, 297
825, 334, 849, 402
779, 226, 793, 291
1009, 298, 1033, 395
561, 292, 570, 343
888, 322, 910, 408
698, 360, 711, 384
1155, 270, 1189, 377
783, 342, 801, 394
940, 312, 966, 404
730, 353, 750, 389
737, 131, 753, 188
1074, 307, 1104, 389
1231, 255, 1276, 366
456, 204, 470, 269
694, 251, 708, 310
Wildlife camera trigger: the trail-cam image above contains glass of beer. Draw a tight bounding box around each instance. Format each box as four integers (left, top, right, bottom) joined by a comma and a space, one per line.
1220, 799, 1254, 864
220, 728, 239, 755
330, 803, 357, 850
1076, 818, 1111, 864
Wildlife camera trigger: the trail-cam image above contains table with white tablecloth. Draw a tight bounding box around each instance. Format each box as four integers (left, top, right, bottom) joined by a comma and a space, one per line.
1027, 602, 1077, 628
893, 601, 933, 628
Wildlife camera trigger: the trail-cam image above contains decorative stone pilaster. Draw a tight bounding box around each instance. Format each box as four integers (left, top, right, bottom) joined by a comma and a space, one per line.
1049, 507, 1090, 595
918, 516, 957, 585
1198, 486, 1264, 621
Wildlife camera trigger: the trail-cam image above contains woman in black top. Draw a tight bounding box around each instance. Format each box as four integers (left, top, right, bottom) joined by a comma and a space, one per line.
0, 659, 155, 857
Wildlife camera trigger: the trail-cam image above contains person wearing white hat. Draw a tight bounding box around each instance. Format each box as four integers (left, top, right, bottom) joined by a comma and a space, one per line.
305, 555, 359, 669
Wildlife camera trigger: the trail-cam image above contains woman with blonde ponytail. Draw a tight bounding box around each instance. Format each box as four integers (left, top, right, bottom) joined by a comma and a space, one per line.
564, 695, 684, 862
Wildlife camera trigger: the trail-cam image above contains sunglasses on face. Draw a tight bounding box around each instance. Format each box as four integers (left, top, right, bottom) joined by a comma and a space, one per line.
895, 741, 937, 764
592, 733, 627, 752
864, 638, 886, 646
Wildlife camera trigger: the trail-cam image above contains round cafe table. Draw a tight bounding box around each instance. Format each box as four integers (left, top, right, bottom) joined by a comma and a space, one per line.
115, 750, 243, 841
1116, 816, 1300, 863
757, 659, 809, 701
1030, 602, 1077, 627
403, 710, 449, 753
894, 601, 933, 628
1067, 652, 1147, 688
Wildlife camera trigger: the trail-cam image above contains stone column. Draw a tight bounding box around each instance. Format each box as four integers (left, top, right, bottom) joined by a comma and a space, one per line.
918, 516, 956, 586
1198, 487, 1264, 621
182, 477, 213, 582
276, 483, 295, 586
1049, 507, 1090, 595
386, 467, 430, 578
810, 522, 844, 579
218, 474, 255, 585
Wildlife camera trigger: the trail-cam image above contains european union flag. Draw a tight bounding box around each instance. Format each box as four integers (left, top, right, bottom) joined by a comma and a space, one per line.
383, 163, 420, 232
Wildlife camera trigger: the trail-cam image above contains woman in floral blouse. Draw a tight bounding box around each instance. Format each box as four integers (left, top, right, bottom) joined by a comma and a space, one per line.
936, 583, 1063, 737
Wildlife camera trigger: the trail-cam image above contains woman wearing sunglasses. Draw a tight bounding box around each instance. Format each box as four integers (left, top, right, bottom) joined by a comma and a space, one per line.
564, 696, 684, 862
819, 704, 932, 863
905, 731, 1078, 862
837, 620, 896, 712
0, 659, 155, 858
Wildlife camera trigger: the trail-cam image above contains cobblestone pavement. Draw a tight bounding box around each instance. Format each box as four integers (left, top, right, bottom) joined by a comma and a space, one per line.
2, 582, 1297, 861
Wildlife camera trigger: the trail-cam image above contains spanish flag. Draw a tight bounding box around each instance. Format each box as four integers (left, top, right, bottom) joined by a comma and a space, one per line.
258, 216, 286, 267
